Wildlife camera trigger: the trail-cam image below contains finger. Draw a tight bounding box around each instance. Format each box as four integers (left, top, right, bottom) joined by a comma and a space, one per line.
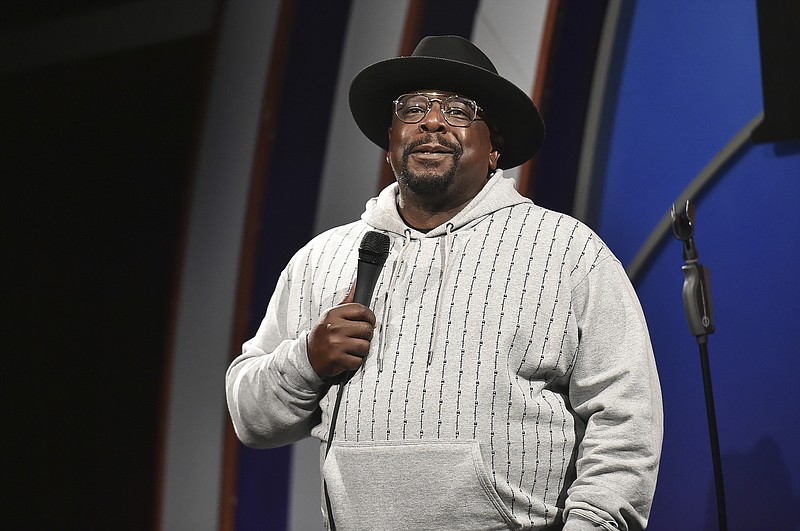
342, 337, 372, 359
338, 303, 377, 327
336, 352, 368, 373
326, 319, 374, 341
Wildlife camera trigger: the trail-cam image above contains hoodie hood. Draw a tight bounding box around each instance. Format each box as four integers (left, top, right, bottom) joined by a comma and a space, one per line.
361, 169, 531, 237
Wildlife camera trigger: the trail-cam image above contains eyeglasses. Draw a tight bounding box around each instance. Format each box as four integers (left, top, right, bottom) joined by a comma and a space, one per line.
393, 93, 484, 127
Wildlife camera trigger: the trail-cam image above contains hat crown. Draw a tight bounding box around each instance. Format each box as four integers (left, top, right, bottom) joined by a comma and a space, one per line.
411, 35, 498, 75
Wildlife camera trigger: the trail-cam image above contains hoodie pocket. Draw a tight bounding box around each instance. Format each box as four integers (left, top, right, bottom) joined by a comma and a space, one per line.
323, 439, 519, 530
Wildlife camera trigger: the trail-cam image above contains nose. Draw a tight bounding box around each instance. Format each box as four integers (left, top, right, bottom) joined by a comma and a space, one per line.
419, 101, 448, 132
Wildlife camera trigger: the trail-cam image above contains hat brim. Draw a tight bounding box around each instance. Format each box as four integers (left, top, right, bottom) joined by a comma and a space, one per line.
349, 55, 544, 170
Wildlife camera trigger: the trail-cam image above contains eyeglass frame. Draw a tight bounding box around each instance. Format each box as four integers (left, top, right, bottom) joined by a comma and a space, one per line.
392, 92, 486, 127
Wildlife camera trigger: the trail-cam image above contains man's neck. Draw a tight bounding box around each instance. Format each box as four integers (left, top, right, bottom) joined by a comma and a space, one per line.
395, 187, 477, 232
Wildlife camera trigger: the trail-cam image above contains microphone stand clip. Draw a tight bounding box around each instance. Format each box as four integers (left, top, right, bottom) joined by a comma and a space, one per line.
671, 200, 727, 531
671, 201, 715, 342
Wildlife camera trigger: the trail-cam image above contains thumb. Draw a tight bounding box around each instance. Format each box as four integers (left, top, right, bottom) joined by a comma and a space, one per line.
341, 279, 356, 304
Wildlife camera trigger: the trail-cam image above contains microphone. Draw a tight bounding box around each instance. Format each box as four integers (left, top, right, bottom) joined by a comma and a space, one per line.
352, 231, 391, 307
327, 232, 390, 382
329, 231, 390, 386
328, 231, 390, 387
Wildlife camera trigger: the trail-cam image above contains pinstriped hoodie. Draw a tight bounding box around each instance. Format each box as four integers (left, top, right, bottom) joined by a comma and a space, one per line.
226, 170, 663, 531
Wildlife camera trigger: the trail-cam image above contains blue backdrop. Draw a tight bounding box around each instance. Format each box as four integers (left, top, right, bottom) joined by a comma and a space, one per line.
596, 2, 800, 529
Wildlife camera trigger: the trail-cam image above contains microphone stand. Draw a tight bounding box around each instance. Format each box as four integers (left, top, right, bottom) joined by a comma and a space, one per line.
671, 201, 727, 531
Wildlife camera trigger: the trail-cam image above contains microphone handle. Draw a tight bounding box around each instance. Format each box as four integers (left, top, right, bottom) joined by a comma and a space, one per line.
352, 260, 383, 307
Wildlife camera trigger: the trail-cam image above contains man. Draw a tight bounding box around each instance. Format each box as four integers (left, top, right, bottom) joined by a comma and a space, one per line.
226, 35, 663, 530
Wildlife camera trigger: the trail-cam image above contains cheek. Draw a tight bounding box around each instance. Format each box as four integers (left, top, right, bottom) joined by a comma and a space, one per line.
388, 124, 411, 156
458, 134, 491, 161
387, 139, 407, 171
459, 125, 490, 148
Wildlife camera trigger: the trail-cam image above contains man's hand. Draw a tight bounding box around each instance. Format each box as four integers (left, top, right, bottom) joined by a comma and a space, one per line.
307, 282, 376, 379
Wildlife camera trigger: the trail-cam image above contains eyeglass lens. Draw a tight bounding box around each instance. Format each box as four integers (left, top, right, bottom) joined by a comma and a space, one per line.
394, 94, 478, 127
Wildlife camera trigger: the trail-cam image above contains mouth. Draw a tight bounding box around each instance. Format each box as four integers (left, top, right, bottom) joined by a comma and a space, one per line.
401, 136, 463, 170
409, 143, 455, 161
410, 143, 453, 155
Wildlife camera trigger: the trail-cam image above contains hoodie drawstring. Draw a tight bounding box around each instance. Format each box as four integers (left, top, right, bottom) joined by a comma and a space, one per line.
427, 222, 454, 365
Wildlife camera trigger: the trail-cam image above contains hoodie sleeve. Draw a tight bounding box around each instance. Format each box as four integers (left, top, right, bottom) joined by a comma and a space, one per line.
225, 265, 326, 449
564, 256, 664, 531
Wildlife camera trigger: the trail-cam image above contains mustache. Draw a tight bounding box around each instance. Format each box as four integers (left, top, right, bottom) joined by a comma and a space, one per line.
402, 134, 463, 158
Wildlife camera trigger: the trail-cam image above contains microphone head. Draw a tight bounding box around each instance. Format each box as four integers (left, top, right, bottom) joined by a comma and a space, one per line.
359, 231, 391, 266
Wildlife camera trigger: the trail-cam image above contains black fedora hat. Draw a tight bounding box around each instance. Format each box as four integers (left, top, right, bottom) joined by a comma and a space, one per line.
349, 35, 545, 170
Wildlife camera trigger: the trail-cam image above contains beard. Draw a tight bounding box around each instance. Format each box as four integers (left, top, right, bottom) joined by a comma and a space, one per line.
396, 134, 464, 195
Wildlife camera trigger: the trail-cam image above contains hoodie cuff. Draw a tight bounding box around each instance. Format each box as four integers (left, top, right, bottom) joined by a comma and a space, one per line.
284, 330, 325, 392
563, 520, 602, 531
563, 509, 620, 531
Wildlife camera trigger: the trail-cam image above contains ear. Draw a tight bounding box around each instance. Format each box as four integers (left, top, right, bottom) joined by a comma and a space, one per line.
488, 150, 500, 171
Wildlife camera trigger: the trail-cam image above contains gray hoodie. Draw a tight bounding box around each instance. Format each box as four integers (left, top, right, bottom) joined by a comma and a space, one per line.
226, 170, 663, 531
